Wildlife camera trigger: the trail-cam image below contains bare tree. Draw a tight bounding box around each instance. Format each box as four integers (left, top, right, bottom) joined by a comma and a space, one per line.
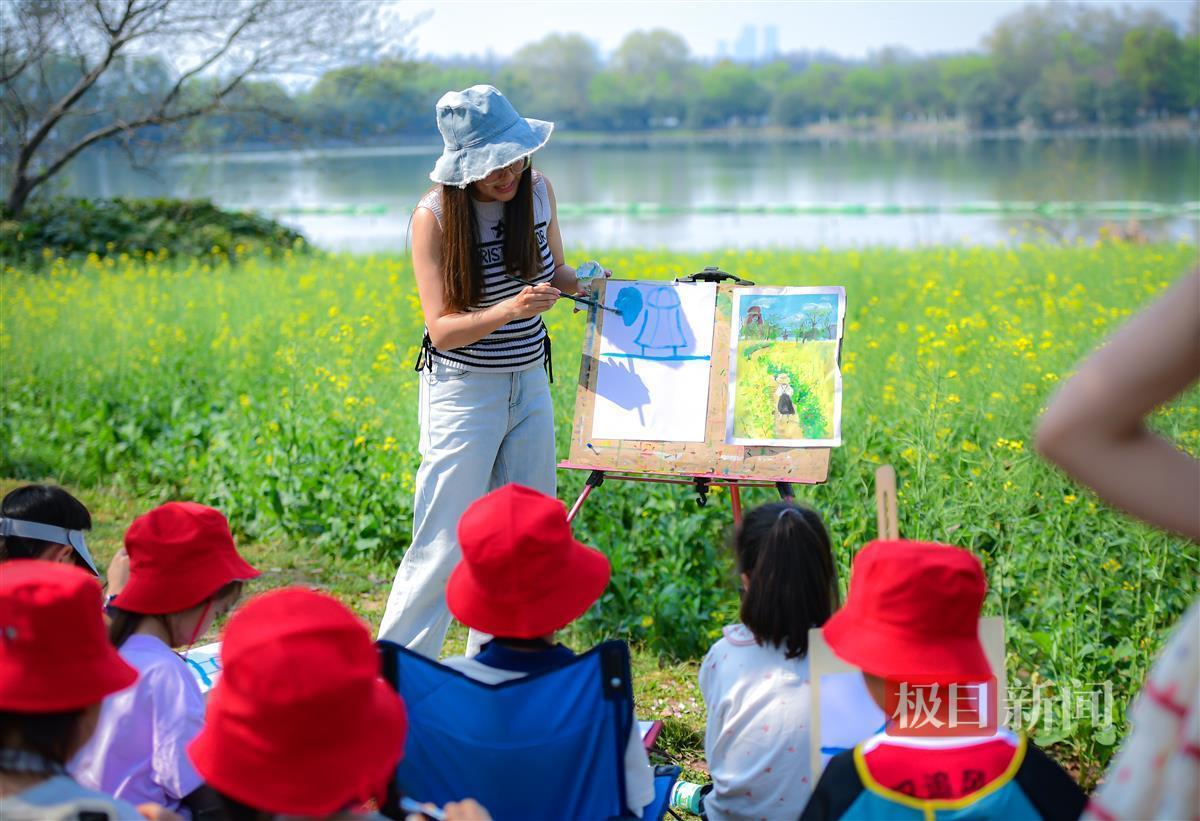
0, 0, 393, 215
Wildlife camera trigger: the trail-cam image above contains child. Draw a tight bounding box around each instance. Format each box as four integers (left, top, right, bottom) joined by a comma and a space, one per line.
775, 373, 796, 417
0, 484, 99, 575
0, 561, 144, 820
695, 502, 837, 820
72, 502, 259, 817
186, 587, 421, 820
802, 540, 1086, 820
440, 483, 655, 818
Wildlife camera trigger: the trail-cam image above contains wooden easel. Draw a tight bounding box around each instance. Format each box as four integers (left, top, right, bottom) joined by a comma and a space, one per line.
561, 268, 841, 524
874, 464, 899, 539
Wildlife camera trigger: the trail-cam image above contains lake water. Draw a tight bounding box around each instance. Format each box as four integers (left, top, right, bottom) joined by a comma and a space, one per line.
62, 138, 1199, 250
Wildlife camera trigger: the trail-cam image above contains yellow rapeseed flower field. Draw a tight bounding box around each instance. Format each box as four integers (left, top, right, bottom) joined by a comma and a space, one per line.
2, 241, 1197, 775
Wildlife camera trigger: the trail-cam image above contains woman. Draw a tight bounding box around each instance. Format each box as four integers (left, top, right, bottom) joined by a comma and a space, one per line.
379, 85, 596, 658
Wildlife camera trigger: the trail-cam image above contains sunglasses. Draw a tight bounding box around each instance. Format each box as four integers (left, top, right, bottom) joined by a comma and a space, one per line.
483, 155, 532, 183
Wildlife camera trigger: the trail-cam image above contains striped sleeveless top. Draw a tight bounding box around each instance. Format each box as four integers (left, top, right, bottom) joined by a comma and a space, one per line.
415, 170, 555, 373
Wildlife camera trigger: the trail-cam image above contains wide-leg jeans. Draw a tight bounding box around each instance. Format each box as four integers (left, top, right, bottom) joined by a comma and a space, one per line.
378, 359, 556, 657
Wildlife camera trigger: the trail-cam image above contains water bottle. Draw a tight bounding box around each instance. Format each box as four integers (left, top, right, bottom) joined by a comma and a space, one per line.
669, 781, 708, 815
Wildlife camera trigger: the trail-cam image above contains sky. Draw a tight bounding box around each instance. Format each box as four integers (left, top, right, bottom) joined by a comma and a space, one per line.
400, 0, 1195, 61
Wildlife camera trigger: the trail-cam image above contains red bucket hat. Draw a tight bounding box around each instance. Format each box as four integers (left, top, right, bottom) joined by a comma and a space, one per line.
115, 502, 259, 615
822, 540, 992, 683
0, 561, 138, 712
188, 588, 408, 816
446, 484, 611, 639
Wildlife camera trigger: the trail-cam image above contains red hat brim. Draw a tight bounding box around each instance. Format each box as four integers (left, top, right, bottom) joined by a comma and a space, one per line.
445, 537, 611, 639
189, 675, 406, 816
0, 648, 138, 713
822, 607, 993, 683
116, 552, 260, 615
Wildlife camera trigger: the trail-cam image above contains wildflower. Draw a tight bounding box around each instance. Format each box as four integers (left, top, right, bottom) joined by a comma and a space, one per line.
1063, 494, 1077, 505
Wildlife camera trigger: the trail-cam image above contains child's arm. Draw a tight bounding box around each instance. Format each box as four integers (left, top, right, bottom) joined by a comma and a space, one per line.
1036, 269, 1200, 540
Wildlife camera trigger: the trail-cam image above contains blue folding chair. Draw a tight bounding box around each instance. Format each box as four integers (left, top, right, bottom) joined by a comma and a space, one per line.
378, 639, 679, 821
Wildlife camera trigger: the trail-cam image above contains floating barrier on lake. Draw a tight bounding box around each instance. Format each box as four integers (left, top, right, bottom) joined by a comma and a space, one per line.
253, 201, 1200, 219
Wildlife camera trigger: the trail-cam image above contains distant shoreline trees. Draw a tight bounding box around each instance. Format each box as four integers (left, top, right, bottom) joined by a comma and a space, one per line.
221, 3, 1200, 145
3, 1, 1197, 210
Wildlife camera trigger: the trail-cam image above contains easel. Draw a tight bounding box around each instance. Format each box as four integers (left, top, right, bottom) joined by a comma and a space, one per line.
561, 267, 842, 525
874, 464, 899, 539
566, 469, 797, 525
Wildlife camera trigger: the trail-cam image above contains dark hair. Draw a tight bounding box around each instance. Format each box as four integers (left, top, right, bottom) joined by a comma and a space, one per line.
213, 789, 272, 821
0, 484, 91, 569
108, 580, 245, 648
437, 166, 540, 313
215, 776, 384, 820
734, 502, 838, 659
0, 708, 87, 767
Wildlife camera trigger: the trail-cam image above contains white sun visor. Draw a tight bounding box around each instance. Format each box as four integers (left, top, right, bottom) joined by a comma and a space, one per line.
0, 517, 99, 576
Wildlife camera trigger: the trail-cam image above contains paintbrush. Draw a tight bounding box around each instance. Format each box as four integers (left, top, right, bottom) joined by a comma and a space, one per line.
501, 273, 623, 318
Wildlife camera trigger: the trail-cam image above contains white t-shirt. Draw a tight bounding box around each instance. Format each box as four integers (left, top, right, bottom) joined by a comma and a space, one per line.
699, 624, 814, 821
71, 634, 206, 814
0, 775, 144, 821
443, 654, 656, 817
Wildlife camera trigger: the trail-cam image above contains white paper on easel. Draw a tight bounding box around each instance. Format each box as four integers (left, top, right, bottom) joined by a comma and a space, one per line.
590, 281, 716, 443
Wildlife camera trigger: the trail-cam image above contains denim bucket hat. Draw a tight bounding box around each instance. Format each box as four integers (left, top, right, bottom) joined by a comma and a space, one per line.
430, 85, 554, 188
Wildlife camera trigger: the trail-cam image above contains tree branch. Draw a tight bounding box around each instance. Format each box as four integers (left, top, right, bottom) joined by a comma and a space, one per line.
15, 2, 137, 174
25, 58, 257, 192
157, 0, 266, 114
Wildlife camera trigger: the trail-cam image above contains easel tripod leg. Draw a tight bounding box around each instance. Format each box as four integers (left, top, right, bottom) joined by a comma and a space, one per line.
729, 482, 743, 524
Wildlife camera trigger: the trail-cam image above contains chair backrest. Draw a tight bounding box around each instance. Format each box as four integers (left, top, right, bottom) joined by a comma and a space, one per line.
378, 639, 635, 821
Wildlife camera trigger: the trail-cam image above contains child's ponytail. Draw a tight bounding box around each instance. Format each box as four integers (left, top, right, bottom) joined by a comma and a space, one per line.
735, 503, 838, 659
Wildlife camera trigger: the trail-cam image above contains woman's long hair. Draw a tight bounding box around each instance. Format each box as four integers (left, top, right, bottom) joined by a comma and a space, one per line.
733, 502, 839, 659
439, 167, 541, 313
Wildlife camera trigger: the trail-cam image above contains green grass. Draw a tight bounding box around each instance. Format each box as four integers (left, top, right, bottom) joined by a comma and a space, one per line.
3, 242, 1198, 785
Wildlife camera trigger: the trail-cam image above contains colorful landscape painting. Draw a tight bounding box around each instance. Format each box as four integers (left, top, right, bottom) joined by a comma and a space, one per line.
727, 287, 845, 446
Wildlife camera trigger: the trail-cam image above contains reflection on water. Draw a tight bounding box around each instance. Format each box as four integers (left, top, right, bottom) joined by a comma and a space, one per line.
60, 139, 1199, 250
